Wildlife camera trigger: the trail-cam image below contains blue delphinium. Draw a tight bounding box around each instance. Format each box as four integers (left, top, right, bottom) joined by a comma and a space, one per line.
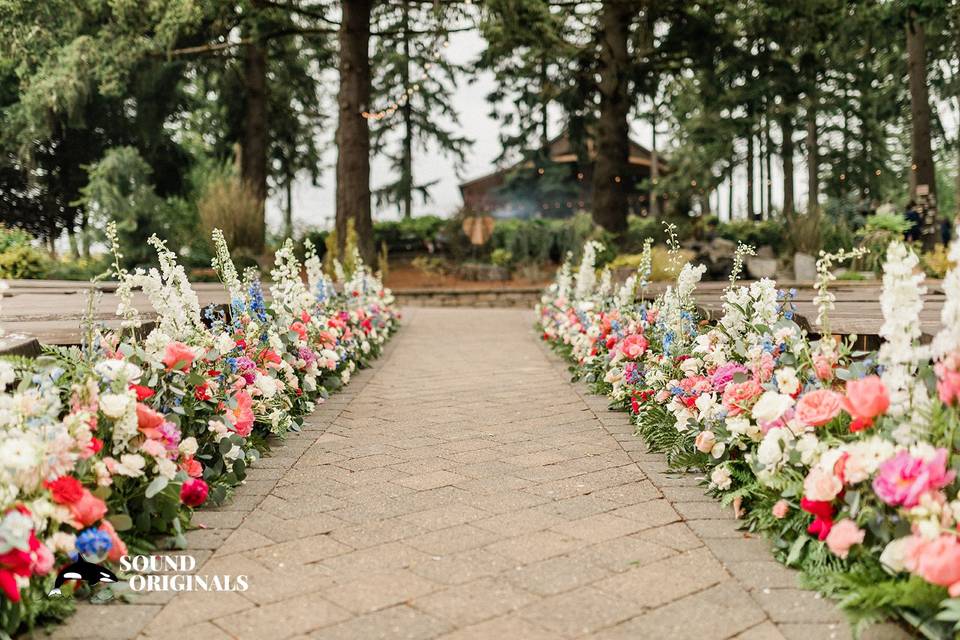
76, 528, 113, 558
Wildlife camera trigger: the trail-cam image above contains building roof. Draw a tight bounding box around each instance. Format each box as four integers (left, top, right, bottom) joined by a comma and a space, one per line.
459, 130, 659, 192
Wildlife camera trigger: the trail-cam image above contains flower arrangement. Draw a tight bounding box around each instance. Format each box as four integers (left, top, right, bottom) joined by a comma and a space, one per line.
539, 236, 960, 637
0, 227, 399, 634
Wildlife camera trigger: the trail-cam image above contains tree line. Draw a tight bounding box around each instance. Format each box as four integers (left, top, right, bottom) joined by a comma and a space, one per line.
0, 0, 956, 265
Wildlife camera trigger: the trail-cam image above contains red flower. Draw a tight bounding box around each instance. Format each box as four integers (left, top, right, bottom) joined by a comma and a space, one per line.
194, 383, 211, 402
235, 339, 247, 350
85, 437, 103, 457
180, 478, 209, 507
630, 397, 640, 414
800, 497, 834, 541
45, 476, 84, 505
289, 321, 308, 341
129, 384, 155, 401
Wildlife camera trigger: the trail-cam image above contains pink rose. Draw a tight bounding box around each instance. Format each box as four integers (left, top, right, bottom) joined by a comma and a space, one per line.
618, 334, 649, 360
825, 519, 865, 559
30, 541, 54, 576
872, 449, 955, 508
772, 499, 789, 519
711, 362, 748, 394
904, 533, 960, 596
935, 353, 960, 406
794, 389, 842, 427
162, 341, 196, 371
803, 467, 843, 502
721, 379, 763, 416
841, 375, 889, 432
226, 391, 255, 438
813, 353, 835, 381
695, 431, 717, 454
69, 489, 107, 527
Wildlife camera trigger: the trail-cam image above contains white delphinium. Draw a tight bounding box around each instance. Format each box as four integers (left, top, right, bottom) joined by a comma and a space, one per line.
616, 274, 637, 309
658, 262, 707, 345
211, 229, 244, 303
303, 238, 324, 293
556, 252, 573, 301
147, 235, 206, 339
596, 267, 613, 301
877, 241, 930, 432
812, 247, 867, 332
727, 243, 756, 291
333, 259, 347, 284
932, 237, 960, 359
270, 239, 313, 325
637, 238, 653, 298
575, 241, 604, 302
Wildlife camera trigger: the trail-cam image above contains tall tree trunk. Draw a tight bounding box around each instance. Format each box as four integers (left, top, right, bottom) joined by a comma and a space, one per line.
650, 107, 659, 218
400, 0, 413, 220
747, 122, 756, 221
592, 0, 633, 233
241, 31, 268, 255
779, 115, 795, 216
540, 56, 550, 150
727, 161, 734, 220
80, 210, 90, 259
806, 100, 819, 213
764, 113, 772, 219
284, 175, 293, 239
759, 119, 767, 219
906, 8, 939, 251
336, 0, 375, 264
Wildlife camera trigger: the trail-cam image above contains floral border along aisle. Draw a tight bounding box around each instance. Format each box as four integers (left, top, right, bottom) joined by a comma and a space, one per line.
0, 226, 398, 635
538, 237, 960, 639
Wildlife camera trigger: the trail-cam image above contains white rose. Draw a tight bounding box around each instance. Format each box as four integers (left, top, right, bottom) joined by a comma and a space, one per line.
216, 332, 236, 354
879, 537, 910, 573
756, 428, 790, 467
178, 437, 198, 457
157, 457, 178, 480
774, 366, 800, 396
752, 391, 793, 425
711, 466, 732, 490
255, 375, 278, 399
94, 359, 142, 383
99, 392, 133, 419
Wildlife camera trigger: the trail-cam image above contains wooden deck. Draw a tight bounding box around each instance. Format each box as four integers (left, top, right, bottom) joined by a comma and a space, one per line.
0, 279, 947, 354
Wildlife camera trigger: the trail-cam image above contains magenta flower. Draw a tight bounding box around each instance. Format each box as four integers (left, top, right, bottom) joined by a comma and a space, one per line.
872, 449, 955, 508
711, 362, 748, 393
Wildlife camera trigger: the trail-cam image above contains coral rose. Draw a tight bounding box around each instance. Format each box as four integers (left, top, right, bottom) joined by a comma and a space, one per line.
618, 334, 649, 360
721, 379, 763, 416
794, 389, 842, 427
841, 375, 889, 432
904, 533, 960, 596
162, 342, 196, 371
69, 489, 108, 527
136, 403, 166, 439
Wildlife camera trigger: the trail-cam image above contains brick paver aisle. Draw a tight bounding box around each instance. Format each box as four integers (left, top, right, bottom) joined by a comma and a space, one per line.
52, 308, 907, 640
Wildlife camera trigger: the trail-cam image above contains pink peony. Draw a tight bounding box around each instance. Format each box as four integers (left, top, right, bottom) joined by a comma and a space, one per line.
162, 342, 196, 371
721, 378, 763, 416
872, 449, 955, 508
618, 334, 649, 360
180, 478, 209, 508
825, 519, 865, 559
711, 362, 749, 394
841, 375, 889, 432
904, 533, 960, 596
794, 389, 842, 427
772, 499, 790, 519
225, 391, 255, 437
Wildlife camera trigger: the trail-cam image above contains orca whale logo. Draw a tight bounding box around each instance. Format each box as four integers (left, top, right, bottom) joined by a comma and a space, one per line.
48, 557, 119, 596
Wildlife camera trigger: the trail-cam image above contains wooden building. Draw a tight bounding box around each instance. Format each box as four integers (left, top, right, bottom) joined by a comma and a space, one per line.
458, 131, 661, 218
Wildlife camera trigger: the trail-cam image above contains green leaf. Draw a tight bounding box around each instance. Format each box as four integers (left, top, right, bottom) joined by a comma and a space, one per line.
108, 513, 134, 532
786, 535, 808, 566
145, 475, 168, 498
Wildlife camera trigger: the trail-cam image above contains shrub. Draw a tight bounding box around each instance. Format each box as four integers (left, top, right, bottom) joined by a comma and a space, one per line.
374, 216, 446, 253
0, 244, 49, 279
716, 219, 785, 250
609, 246, 696, 281
198, 175, 264, 257
490, 248, 513, 268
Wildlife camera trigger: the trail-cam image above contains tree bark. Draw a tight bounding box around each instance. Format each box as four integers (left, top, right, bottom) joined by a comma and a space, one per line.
906, 8, 939, 251
592, 0, 634, 233
284, 175, 293, 239
806, 101, 819, 213
746, 122, 756, 221
650, 107, 659, 218
780, 114, 795, 216
400, 0, 413, 219
336, 0, 375, 264
241, 33, 268, 254
727, 161, 734, 220
764, 112, 772, 219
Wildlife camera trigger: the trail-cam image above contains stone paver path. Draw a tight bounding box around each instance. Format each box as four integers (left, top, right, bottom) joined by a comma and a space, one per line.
50, 308, 909, 640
